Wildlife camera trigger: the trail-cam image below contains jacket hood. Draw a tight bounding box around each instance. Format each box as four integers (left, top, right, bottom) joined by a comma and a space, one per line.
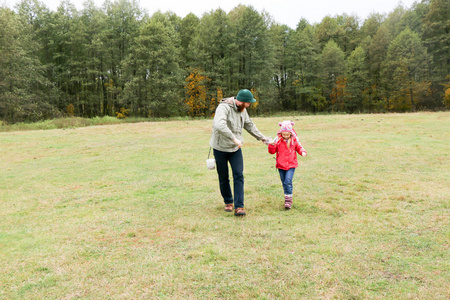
220, 97, 237, 110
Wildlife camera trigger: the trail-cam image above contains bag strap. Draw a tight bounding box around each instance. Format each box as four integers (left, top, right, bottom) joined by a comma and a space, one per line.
208, 147, 212, 159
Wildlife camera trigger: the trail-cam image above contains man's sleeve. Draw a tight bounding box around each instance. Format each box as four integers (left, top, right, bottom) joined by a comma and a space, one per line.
213, 104, 235, 140
243, 111, 265, 140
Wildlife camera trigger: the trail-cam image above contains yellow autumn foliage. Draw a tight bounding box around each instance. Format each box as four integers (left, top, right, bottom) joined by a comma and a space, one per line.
184, 69, 211, 117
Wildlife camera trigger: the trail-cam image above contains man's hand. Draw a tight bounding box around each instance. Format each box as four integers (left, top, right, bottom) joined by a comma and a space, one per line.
262, 136, 271, 145
233, 137, 242, 148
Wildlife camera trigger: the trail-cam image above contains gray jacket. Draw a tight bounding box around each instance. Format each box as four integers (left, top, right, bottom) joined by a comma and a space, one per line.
210, 97, 266, 152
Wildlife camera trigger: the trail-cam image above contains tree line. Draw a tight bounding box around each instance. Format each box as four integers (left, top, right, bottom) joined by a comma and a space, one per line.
0, 0, 448, 123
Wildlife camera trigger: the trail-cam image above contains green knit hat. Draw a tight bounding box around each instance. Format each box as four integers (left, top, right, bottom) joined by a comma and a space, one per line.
236, 89, 256, 103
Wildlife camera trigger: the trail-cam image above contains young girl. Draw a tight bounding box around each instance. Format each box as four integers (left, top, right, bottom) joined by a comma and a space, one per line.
268, 121, 307, 209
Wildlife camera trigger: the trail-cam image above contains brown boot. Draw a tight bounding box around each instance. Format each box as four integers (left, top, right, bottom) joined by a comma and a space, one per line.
234, 207, 246, 216
224, 203, 233, 212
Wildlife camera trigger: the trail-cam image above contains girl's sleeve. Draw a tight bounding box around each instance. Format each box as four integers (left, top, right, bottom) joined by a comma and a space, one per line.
268, 143, 277, 154
295, 141, 306, 155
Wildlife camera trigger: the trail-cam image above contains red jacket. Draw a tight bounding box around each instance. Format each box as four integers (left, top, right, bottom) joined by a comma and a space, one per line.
268, 136, 306, 170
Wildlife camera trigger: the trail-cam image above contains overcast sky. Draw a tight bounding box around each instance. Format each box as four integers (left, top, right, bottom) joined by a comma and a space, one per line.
2, 0, 418, 28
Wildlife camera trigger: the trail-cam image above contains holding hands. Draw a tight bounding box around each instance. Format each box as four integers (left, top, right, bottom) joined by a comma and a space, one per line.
263, 136, 277, 145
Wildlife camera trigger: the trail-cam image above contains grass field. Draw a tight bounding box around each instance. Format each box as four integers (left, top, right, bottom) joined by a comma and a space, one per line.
0, 112, 449, 299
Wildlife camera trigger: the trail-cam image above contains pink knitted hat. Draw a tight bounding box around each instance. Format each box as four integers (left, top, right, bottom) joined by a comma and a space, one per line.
278, 120, 295, 134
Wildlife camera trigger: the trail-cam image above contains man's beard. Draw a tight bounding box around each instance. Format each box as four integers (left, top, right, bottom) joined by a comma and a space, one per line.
237, 104, 246, 112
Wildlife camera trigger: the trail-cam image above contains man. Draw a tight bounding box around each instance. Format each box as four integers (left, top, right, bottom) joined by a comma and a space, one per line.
210, 89, 270, 216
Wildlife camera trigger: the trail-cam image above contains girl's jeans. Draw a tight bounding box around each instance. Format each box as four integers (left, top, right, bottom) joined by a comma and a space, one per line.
278, 168, 296, 195
214, 148, 244, 209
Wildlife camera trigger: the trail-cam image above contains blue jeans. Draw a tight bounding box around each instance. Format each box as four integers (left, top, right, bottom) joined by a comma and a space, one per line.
278, 168, 295, 195
213, 148, 244, 208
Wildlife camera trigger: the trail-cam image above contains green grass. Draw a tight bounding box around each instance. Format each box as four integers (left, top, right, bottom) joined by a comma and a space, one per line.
0, 112, 449, 299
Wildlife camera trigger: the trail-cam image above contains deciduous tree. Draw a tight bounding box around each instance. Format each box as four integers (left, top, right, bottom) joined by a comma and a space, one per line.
122, 14, 182, 117
319, 40, 346, 110
382, 28, 431, 111
184, 69, 211, 117
422, 0, 450, 107
0, 7, 58, 122
345, 47, 370, 112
